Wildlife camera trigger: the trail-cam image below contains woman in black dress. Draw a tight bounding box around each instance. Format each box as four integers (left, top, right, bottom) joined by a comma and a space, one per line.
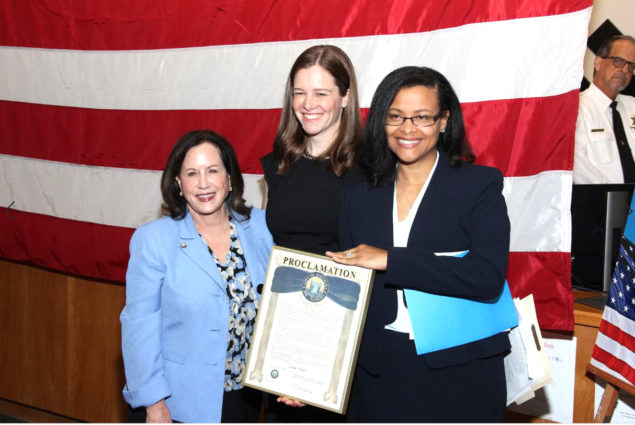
262, 44, 364, 256
261, 45, 364, 421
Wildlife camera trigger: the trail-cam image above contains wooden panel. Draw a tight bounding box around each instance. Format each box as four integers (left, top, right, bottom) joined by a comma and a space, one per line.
0, 259, 127, 422
573, 323, 600, 423
0, 261, 68, 410
0, 398, 78, 423
572, 290, 603, 423
573, 290, 603, 328
66, 275, 128, 421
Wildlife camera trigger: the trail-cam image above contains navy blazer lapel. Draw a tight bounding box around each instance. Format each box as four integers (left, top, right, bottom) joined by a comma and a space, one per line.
360, 182, 394, 248
378, 184, 394, 247
408, 151, 448, 245
177, 213, 226, 292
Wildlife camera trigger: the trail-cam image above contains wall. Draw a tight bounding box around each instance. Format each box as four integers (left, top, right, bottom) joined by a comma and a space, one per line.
582, 0, 635, 96
0, 259, 127, 422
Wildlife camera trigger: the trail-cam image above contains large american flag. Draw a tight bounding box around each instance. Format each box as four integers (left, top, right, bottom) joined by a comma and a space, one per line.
0, 0, 593, 330
590, 235, 635, 386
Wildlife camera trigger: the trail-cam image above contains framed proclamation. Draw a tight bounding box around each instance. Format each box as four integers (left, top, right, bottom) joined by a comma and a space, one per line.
244, 246, 374, 414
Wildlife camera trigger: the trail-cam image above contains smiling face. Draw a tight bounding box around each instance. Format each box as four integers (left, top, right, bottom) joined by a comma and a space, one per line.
292, 64, 348, 148
594, 39, 635, 99
175, 142, 230, 221
385, 85, 448, 168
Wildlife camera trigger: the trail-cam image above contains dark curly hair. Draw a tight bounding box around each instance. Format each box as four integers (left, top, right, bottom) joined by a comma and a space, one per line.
359, 66, 475, 187
160, 130, 251, 221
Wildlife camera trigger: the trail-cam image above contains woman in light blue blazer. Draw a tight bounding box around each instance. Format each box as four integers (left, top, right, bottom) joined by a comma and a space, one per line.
121, 130, 273, 423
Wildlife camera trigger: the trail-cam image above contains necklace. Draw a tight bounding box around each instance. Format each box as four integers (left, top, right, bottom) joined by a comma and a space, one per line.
301, 149, 330, 160
396, 173, 425, 214
397, 180, 414, 208
199, 220, 231, 244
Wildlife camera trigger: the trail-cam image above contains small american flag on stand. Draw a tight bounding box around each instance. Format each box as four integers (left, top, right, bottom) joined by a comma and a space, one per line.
590, 235, 635, 386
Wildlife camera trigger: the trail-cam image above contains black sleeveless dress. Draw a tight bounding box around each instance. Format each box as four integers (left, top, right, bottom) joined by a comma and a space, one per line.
261, 153, 364, 255
260, 152, 364, 422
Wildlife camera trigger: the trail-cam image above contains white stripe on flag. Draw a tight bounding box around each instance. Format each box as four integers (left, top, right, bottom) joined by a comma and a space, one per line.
0, 154, 265, 229
589, 358, 633, 387
1, 154, 568, 252
594, 332, 635, 366
504, 171, 572, 252
1, 154, 163, 228
603, 305, 635, 338
0, 8, 591, 110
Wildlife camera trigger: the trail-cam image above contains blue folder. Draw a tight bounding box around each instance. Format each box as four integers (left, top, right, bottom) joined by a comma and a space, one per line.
624, 192, 635, 241
404, 251, 519, 355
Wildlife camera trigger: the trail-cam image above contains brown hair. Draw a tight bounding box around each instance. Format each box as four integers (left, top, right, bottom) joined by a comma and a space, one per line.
273, 45, 362, 177
161, 130, 251, 221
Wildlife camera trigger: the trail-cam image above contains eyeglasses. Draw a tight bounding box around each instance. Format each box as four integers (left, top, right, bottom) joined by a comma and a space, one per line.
601, 56, 635, 74
385, 111, 444, 127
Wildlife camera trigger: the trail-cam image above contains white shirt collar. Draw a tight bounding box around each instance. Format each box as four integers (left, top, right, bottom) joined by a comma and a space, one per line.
588, 83, 614, 111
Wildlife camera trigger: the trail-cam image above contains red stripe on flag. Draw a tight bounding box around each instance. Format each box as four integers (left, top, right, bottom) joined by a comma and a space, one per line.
0, 1, 593, 50
599, 318, 635, 352
0, 209, 132, 282
0, 101, 280, 174
464, 91, 578, 176
592, 344, 635, 385
0, 91, 578, 175
0, 208, 573, 330
507, 251, 574, 330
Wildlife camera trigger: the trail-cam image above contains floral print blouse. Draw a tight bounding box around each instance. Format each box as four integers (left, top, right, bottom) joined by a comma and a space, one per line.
210, 220, 259, 391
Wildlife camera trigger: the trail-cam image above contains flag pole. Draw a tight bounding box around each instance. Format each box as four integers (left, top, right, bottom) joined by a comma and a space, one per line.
586, 363, 635, 422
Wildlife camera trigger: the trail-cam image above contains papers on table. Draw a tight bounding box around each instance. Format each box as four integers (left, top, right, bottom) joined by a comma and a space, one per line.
505, 294, 553, 406
508, 333, 576, 423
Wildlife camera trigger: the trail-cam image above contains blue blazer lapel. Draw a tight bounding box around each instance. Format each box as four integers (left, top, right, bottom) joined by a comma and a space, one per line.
234, 215, 255, 266
177, 213, 226, 292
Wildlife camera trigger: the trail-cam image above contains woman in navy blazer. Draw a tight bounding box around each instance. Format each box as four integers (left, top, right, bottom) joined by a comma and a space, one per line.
327, 67, 511, 422
120, 130, 273, 423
